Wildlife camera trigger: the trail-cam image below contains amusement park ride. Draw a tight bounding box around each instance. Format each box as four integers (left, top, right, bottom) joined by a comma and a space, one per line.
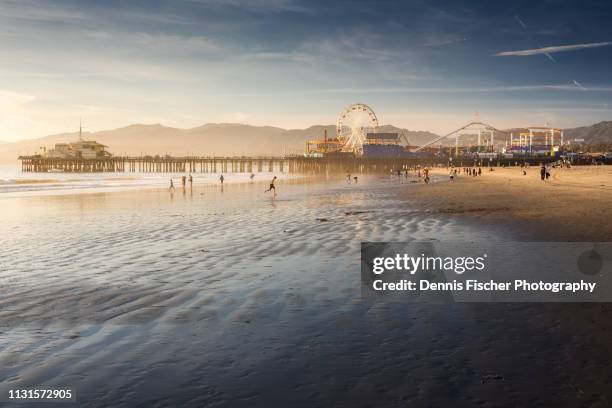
305, 103, 567, 159
305, 103, 405, 157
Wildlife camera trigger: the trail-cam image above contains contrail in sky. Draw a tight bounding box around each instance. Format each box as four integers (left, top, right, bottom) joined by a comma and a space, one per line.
514, 15, 527, 29
496, 42, 612, 56
573, 79, 586, 90
513, 14, 556, 63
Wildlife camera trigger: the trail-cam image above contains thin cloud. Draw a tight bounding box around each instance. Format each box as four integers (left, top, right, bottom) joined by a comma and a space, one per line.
187, 0, 310, 13
496, 42, 612, 56
419, 37, 469, 47
217, 84, 612, 97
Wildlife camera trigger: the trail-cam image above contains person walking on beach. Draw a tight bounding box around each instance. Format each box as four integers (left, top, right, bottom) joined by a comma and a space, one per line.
540, 165, 546, 181
265, 176, 277, 197
188, 174, 193, 188
181, 175, 186, 189
250, 173, 255, 181
346, 172, 351, 183
353, 176, 358, 183
220, 174, 224, 185
478, 167, 482, 176
169, 179, 175, 192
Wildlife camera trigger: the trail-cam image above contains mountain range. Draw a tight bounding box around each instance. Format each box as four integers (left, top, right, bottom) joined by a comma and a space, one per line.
0, 124, 438, 163
562, 121, 612, 144
1, 121, 611, 163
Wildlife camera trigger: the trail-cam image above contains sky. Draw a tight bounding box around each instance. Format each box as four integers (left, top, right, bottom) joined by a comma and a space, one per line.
1, 0, 612, 141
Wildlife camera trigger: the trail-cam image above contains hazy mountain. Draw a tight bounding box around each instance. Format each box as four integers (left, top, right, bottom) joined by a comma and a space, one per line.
563, 121, 612, 144
3, 121, 611, 164
0, 123, 440, 163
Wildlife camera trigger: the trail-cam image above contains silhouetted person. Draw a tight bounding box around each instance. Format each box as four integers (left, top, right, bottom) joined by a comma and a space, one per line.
220, 174, 224, 184
265, 176, 277, 197
540, 165, 546, 181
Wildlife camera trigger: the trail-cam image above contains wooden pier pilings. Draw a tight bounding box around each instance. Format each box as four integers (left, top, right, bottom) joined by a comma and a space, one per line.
18, 155, 557, 174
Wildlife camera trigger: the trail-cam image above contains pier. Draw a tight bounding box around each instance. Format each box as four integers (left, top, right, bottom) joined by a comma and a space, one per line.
18, 155, 557, 174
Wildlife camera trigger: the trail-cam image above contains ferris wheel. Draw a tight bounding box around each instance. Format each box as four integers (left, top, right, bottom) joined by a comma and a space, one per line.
336, 103, 378, 154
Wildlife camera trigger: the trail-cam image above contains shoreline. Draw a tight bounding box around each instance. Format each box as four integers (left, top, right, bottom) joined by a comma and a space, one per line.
0, 171, 306, 198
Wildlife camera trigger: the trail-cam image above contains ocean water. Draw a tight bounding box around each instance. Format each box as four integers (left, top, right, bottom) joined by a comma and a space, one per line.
0, 164, 294, 196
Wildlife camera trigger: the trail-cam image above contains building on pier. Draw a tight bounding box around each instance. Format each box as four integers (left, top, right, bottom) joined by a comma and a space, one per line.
304, 129, 343, 157
361, 132, 414, 158
505, 127, 564, 157
40, 122, 111, 159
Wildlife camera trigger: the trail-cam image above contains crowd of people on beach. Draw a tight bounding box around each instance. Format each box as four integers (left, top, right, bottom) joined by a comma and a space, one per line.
445, 166, 483, 182
166, 159, 562, 198
387, 165, 433, 184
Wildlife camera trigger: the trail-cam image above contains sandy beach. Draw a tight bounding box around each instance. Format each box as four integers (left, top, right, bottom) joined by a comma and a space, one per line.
1, 169, 611, 407
411, 165, 612, 241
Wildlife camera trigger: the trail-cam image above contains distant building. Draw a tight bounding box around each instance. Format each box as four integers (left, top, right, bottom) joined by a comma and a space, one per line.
362, 132, 415, 158
365, 132, 400, 144
506, 127, 563, 157
40, 123, 111, 159
304, 129, 343, 157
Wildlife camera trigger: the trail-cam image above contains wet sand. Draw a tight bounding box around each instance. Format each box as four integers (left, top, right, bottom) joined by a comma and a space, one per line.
1, 173, 612, 407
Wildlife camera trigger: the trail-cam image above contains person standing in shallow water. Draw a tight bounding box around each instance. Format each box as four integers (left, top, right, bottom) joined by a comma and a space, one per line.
188, 174, 193, 188
265, 176, 277, 197
220, 174, 224, 184
169, 179, 175, 192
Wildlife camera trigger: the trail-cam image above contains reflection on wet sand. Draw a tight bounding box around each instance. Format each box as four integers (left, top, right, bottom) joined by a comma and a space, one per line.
1, 175, 611, 407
